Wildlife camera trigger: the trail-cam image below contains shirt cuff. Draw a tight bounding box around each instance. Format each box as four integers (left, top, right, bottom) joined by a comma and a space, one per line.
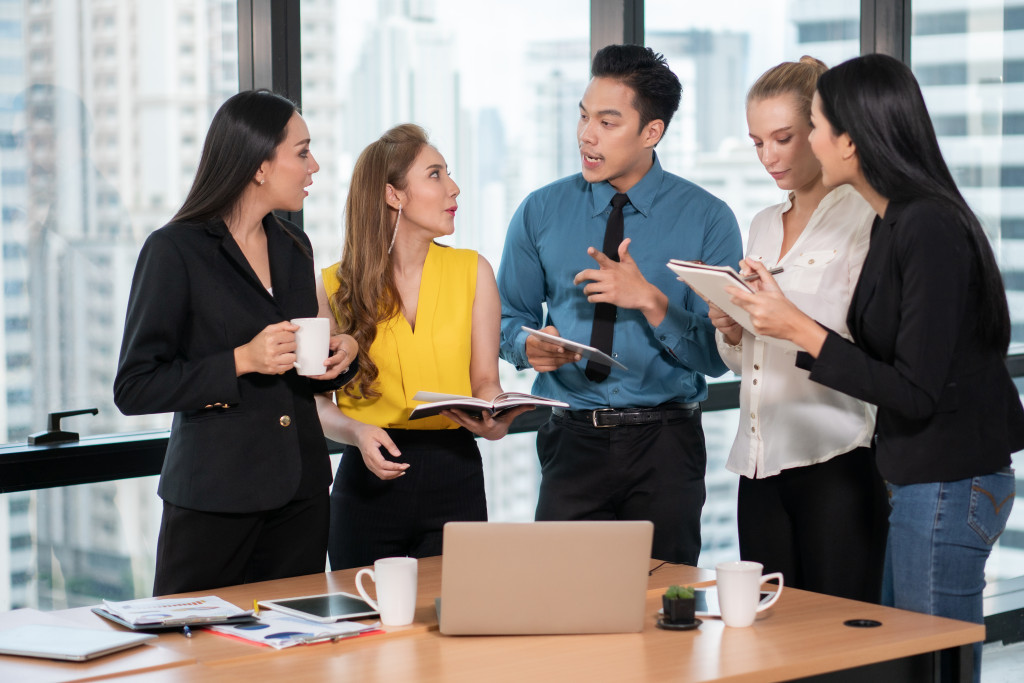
716, 329, 742, 352
651, 305, 693, 353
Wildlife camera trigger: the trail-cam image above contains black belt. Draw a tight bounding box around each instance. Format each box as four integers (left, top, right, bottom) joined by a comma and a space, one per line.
551, 402, 699, 428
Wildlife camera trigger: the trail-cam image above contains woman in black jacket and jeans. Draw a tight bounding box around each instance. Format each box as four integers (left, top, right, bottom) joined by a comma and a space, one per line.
729, 54, 1024, 682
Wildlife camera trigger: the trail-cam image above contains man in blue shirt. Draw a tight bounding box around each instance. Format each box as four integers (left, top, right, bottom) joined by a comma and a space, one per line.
497, 45, 742, 564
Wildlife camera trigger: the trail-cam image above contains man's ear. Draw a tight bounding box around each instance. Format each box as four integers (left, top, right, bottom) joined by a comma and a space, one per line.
642, 119, 665, 149
385, 184, 403, 210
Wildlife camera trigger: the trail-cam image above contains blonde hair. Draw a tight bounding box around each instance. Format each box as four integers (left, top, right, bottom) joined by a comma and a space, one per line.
331, 123, 429, 398
747, 56, 828, 124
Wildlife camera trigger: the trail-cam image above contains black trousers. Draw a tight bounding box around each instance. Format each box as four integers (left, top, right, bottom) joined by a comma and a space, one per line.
535, 409, 707, 565
153, 492, 329, 596
329, 428, 487, 571
737, 446, 888, 603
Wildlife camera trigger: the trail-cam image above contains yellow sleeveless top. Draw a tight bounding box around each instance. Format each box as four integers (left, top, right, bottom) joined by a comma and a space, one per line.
322, 242, 477, 430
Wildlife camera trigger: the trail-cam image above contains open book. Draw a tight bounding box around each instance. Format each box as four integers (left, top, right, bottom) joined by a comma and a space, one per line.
666, 260, 799, 351
409, 391, 569, 420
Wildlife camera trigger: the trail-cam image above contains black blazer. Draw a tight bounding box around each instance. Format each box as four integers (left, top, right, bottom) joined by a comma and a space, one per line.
114, 214, 353, 513
797, 198, 1024, 484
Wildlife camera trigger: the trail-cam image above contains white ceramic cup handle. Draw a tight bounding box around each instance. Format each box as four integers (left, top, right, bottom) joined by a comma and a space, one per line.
355, 568, 380, 611
756, 572, 784, 612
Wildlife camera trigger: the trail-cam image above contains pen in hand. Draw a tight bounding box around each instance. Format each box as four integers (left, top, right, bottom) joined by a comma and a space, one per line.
742, 266, 784, 282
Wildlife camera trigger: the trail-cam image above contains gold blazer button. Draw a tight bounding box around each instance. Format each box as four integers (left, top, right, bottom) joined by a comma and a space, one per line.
279, 415, 292, 427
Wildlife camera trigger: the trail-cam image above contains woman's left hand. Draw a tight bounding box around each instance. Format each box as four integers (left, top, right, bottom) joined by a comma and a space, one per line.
308, 333, 358, 380
441, 405, 534, 441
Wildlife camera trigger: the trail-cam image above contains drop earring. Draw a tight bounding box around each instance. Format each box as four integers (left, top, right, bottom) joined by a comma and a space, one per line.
387, 203, 402, 255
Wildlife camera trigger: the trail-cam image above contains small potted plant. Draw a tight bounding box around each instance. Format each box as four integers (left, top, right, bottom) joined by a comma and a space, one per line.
662, 585, 696, 625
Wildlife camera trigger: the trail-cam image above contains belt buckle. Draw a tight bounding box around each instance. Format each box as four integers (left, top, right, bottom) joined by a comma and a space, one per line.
591, 408, 615, 428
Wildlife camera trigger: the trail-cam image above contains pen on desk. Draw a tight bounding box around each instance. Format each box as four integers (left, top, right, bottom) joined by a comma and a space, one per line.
182, 625, 192, 638
743, 266, 784, 282
253, 599, 260, 616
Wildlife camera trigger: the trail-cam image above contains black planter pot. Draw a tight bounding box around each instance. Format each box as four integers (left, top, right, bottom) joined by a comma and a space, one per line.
662, 595, 696, 625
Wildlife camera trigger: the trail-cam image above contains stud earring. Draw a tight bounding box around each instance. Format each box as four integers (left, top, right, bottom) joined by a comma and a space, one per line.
388, 204, 402, 255
259, 179, 265, 186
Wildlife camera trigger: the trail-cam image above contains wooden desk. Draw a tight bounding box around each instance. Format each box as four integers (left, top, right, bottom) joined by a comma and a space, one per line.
3, 557, 983, 682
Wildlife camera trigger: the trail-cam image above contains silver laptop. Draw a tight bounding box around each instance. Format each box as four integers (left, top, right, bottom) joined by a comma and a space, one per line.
438, 521, 654, 635
0, 624, 156, 661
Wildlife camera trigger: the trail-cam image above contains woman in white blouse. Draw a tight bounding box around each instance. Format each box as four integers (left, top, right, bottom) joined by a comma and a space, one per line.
710, 57, 888, 602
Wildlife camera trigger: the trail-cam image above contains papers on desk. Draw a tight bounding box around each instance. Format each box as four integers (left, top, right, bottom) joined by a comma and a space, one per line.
97, 595, 254, 629
208, 610, 378, 649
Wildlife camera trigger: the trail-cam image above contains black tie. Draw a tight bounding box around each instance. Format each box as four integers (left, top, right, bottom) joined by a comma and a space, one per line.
585, 192, 629, 382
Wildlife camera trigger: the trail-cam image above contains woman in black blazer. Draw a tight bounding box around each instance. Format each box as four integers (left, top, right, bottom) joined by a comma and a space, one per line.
114, 91, 358, 595
729, 55, 1023, 682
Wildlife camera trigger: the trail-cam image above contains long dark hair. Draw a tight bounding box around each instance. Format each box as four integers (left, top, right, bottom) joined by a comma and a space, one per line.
173, 90, 297, 223
817, 53, 1010, 352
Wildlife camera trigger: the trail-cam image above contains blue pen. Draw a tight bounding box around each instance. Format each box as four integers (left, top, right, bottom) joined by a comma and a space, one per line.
182, 625, 192, 638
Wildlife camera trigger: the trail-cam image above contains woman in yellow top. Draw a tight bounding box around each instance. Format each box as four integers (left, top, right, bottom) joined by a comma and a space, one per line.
316, 124, 531, 569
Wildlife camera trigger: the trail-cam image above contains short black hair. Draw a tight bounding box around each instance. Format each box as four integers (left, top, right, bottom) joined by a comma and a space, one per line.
590, 44, 682, 135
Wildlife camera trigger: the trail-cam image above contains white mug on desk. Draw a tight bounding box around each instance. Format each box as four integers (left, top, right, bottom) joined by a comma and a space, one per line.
356, 557, 418, 626
715, 561, 783, 627
290, 317, 330, 376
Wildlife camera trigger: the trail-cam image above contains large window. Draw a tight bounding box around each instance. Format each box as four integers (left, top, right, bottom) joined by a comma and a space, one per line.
0, 0, 237, 609
0, 0, 238, 444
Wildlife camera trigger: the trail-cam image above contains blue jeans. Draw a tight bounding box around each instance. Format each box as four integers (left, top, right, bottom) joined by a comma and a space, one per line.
883, 468, 1015, 682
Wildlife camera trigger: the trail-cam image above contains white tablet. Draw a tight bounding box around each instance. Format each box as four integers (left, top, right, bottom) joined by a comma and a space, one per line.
257, 592, 378, 624
521, 326, 628, 370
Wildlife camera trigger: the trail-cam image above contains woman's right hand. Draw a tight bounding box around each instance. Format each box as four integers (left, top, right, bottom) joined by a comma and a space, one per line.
234, 321, 299, 376
352, 423, 408, 480
708, 303, 742, 346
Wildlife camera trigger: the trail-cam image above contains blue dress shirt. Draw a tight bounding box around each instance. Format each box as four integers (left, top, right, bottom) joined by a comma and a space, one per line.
498, 153, 743, 410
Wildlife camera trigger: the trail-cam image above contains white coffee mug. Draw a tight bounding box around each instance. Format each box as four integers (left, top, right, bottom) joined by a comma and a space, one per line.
715, 560, 783, 628
290, 317, 330, 376
355, 557, 418, 626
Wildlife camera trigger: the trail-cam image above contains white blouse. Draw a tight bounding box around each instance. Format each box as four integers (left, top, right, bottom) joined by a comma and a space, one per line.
717, 184, 877, 478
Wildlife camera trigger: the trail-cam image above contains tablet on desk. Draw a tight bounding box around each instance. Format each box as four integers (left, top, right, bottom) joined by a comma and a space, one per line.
257, 592, 378, 624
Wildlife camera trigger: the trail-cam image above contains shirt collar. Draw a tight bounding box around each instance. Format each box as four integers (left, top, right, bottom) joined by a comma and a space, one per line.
589, 151, 663, 218
781, 183, 856, 215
